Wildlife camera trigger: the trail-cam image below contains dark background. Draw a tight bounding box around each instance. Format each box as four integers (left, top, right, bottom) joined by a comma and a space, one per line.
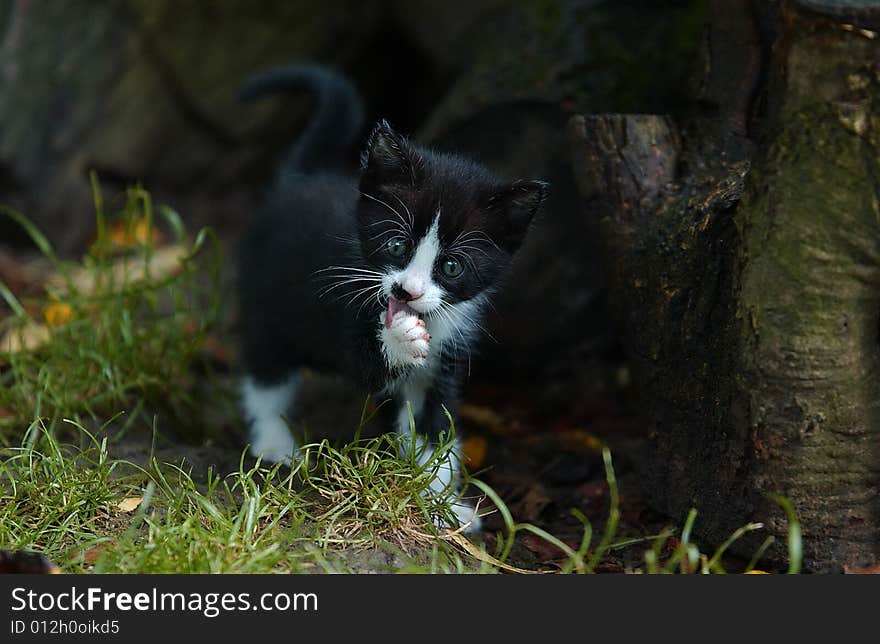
0, 0, 710, 396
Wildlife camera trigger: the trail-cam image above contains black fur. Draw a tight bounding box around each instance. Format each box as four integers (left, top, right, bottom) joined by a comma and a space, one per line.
240, 64, 365, 175
238, 65, 547, 446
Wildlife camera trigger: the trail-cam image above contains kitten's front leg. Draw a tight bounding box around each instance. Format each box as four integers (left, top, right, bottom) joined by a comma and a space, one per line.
425, 440, 483, 534
407, 436, 483, 534
241, 374, 299, 465
396, 394, 482, 534
380, 311, 430, 368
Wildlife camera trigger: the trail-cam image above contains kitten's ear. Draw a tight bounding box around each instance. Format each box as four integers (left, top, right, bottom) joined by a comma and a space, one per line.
485, 180, 549, 250
360, 120, 418, 187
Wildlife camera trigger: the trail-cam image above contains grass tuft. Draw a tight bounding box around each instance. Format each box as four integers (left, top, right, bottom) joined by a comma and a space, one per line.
0, 181, 220, 442
0, 421, 141, 565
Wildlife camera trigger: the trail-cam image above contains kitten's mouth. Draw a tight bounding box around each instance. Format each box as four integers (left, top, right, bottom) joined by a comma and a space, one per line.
384, 297, 421, 329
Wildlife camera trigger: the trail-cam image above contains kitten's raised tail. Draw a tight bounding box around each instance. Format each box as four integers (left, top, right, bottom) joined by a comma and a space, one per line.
239, 64, 365, 176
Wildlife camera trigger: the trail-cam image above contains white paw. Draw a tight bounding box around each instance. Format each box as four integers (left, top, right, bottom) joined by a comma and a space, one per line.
250, 429, 298, 466
380, 312, 430, 367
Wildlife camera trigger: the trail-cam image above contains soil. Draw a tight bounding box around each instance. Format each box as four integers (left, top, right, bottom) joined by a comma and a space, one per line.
103, 365, 670, 573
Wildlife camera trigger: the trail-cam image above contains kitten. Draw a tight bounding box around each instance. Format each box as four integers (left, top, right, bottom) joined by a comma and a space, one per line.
237, 64, 548, 531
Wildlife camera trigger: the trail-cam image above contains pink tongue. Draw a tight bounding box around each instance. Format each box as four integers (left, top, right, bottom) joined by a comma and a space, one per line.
385, 297, 418, 329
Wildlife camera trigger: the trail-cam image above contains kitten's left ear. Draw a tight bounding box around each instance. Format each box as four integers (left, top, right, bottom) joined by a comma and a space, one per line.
486, 180, 549, 250
360, 119, 419, 188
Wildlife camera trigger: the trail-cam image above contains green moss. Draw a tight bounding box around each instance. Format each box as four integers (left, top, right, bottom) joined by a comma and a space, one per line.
731, 24, 880, 548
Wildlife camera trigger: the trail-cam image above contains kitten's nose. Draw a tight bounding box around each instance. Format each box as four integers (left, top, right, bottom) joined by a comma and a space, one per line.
392, 283, 422, 302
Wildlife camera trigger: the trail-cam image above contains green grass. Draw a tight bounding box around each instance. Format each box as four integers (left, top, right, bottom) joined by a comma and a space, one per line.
0, 421, 136, 559
0, 184, 802, 574
0, 422, 802, 574
0, 178, 220, 442
0, 420, 490, 574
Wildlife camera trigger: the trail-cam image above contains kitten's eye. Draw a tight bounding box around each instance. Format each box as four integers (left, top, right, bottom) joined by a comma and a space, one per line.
386, 238, 411, 258
441, 257, 464, 278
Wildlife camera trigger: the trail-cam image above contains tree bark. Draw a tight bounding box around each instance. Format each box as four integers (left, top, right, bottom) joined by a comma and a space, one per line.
569, 0, 880, 570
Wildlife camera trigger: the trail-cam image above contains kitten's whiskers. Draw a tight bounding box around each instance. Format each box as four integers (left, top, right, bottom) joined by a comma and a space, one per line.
390, 193, 414, 230
361, 192, 412, 235
314, 265, 384, 302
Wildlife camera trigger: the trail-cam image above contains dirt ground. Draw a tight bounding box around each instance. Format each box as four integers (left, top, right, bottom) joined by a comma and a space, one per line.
105, 362, 668, 573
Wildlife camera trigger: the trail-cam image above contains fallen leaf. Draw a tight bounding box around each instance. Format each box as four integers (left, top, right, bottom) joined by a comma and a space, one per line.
0, 252, 49, 296
108, 219, 163, 250
116, 496, 144, 513
0, 321, 50, 354
458, 404, 510, 435
516, 484, 552, 523
843, 563, 880, 574
82, 541, 117, 565
48, 244, 188, 296
1, 245, 190, 356
744, 570, 771, 574
0, 550, 62, 574
619, 494, 645, 526
577, 480, 609, 502
443, 532, 543, 574
44, 301, 73, 327
558, 428, 605, 453
461, 435, 488, 471
594, 560, 625, 573
521, 534, 581, 564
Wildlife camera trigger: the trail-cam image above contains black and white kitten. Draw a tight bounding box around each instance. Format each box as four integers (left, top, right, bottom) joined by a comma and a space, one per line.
237, 65, 547, 531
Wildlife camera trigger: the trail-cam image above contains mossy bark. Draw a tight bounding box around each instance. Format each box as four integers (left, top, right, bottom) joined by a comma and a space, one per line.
569, 1, 880, 570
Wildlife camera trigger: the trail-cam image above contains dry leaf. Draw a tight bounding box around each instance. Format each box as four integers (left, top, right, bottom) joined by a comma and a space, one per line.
444, 532, 542, 574
744, 570, 771, 574
458, 404, 509, 435
619, 494, 645, 526
577, 480, 609, 503
49, 244, 188, 296
0, 321, 50, 354
82, 541, 117, 565
108, 219, 162, 249
116, 496, 144, 513
44, 301, 73, 327
558, 428, 605, 453
843, 563, 880, 574
594, 560, 625, 573
522, 534, 569, 563
461, 435, 488, 470
517, 485, 552, 523
1, 245, 189, 356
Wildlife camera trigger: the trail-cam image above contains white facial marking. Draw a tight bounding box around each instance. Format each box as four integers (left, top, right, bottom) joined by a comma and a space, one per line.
382, 211, 445, 314
402, 215, 440, 301
240, 374, 299, 465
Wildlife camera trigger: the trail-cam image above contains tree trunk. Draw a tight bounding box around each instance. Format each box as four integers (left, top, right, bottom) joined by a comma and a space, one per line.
569, 0, 880, 571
